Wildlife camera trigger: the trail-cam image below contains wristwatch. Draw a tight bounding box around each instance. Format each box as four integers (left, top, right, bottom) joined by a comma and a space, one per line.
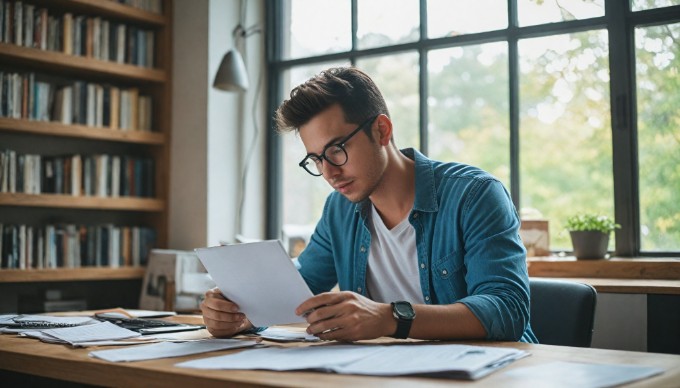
390, 301, 416, 339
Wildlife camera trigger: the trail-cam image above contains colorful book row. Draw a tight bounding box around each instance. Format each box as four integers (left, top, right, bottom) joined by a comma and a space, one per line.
0, 0, 157, 68
0, 71, 153, 131
0, 223, 156, 270
0, 150, 155, 198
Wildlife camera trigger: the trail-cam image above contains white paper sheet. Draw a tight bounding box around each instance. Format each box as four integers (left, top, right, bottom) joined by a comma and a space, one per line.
0, 315, 99, 333
95, 309, 177, 319
176, 343, 528, 380
195, 240, 314, 326
333, 344, 528, 379
258, 327, 320, 342
39, 321, 140, 345
20, 331, 156, 347
0, 314, 18, 324
503, 361, 665, 388
89, 338, 259, 362
176, 344, 380, 371
13, 315, 97, 325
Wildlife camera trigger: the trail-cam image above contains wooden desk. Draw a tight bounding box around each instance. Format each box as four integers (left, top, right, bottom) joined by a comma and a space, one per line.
1, 324, 680, 387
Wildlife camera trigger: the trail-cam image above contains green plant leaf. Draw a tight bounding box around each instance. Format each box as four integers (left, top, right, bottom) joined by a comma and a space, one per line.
565, 214, 621, 233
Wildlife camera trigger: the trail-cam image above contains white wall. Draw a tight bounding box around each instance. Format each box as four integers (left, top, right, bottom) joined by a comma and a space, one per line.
237, 0, 267, 241
170, 0, 266, 250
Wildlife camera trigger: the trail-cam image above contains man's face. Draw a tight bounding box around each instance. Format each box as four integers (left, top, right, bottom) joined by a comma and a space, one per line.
298, 105, 387, 203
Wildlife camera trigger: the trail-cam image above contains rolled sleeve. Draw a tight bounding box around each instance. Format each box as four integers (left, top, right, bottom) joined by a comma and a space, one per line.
458, 178, 531, 341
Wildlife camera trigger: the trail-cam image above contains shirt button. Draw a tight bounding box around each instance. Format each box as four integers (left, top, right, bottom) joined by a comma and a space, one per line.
425, 296, 430, 301
413, 213, 419, 219
360, 246, 366, 253
357, 287, 362, 293
420, 263, 425, 269
442, 269, 448, 275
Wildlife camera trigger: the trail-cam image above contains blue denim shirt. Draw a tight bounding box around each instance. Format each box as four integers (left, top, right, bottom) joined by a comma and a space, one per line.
297, 148, 537, 342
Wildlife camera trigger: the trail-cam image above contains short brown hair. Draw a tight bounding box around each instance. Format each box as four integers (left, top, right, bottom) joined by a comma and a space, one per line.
275, 67, 389, 133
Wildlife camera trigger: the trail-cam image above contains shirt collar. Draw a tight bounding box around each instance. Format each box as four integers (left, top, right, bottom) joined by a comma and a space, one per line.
354, 147, 439, 216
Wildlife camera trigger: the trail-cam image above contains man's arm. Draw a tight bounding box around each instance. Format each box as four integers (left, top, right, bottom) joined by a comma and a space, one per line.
456, 178, 531, 341
296, 291, 486, 341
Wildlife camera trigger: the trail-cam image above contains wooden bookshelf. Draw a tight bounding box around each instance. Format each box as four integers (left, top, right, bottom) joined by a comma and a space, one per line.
0, 267, 146, 283
0, 0, 172, 292
0, 43, 167, 83
30, 0, 168, 26
0, 117, 165, 144
0, 192, 164, 211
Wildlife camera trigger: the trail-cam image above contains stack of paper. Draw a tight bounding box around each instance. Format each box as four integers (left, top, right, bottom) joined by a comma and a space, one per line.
0, 315, 98, 333
176, 343, 528, 380
90, 339, 259, 362
20, 321, 142, 346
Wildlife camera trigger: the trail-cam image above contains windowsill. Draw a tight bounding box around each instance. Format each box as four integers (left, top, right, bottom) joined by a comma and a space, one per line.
528, 256, 680, 294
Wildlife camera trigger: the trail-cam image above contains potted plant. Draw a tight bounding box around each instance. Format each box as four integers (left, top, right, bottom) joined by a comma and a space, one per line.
565, 214, 620, 260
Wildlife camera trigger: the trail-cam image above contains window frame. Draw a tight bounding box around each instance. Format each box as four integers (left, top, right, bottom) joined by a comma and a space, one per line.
265, 0, 680, 257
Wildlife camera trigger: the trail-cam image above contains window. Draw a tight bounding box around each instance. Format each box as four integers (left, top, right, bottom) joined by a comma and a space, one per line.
266, 1, 680, 256
635, 21, 680, 251
517, 0, 604, 26
428, 42, 510, 188
356, 53, 420, 150
518, 30, 613, 250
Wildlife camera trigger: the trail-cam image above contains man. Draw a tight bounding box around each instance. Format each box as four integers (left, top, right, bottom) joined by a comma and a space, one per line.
202, 67, 537, 343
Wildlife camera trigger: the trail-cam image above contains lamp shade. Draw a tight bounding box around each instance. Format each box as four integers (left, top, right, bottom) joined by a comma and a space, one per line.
213, 48, 249, 92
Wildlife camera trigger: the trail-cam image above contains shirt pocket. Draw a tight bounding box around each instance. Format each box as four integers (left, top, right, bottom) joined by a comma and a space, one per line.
432, 251, 467, 302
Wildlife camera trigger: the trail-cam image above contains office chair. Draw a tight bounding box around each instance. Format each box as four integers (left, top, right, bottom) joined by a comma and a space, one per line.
529, 278, 597, 347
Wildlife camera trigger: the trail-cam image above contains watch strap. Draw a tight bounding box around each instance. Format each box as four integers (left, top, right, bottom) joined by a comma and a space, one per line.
391, 301, 414, 339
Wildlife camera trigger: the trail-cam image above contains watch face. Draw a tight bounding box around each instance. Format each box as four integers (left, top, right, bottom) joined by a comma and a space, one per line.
394, 301, 416, 320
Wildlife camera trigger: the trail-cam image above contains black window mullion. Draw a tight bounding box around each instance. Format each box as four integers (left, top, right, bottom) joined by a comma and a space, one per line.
419, 0, 428, 155
607, 0, 639, 256
265, 0, 284, 239
351, 0, 358, 65
508, 0, 520, 209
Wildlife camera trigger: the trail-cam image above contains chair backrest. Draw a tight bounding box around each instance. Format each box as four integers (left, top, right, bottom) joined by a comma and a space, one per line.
529, 278, 597, 347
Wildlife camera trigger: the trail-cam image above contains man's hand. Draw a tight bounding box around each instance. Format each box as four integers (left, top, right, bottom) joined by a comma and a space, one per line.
295, 291, 396, 341
201, 287, 253, 337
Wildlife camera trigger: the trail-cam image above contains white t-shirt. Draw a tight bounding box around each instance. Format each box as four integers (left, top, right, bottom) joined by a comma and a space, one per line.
365, 204, 424, 304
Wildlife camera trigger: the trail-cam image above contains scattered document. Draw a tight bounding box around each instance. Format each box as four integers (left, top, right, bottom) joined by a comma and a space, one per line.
147, 328, 213, 342
0, 314, 17, 324
90, 338, 259, 362
94, 308, 177, 319
503, 361, 665, 388
177, 344, 378, 371
333, 344, 527, 379
195, 240, 314, 326
22, 321, 141, 346
20, 330, 155, 347
258, 327, 320, 342
14, 315, 97, 325
177, 343, 528, 380
0, 315, 98, 333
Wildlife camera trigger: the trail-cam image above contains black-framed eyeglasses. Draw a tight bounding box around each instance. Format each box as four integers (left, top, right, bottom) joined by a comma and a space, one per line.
299, 114, 379, 177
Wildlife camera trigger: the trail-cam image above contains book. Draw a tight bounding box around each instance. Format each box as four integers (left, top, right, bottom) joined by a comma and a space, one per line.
71, 154, 81, 196
62, 13, 72, 55
109, 86, 119, 129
